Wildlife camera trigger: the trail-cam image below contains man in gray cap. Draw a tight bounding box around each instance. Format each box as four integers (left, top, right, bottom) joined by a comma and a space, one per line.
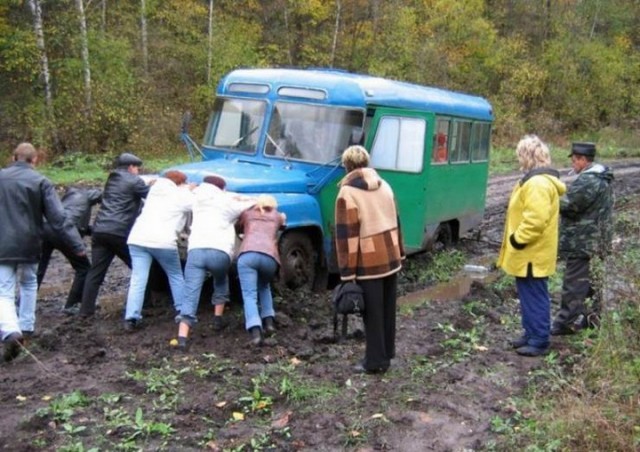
551, 142, 614, 335
79, 152, 150, 318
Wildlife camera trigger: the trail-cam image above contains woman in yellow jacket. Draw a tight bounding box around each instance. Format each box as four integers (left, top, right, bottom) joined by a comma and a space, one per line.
497, 135, 566, 356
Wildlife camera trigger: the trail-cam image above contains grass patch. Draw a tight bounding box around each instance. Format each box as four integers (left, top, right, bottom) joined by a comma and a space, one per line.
489, 194, 640, 450
401, 249, 466, 287
489, 140, 640, 176
40, 151, 192, 185
34, 389, 175, 451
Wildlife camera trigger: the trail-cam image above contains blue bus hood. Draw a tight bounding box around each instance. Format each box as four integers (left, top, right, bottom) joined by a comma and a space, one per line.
164, 159, 312, 193
163, 160, 325, 233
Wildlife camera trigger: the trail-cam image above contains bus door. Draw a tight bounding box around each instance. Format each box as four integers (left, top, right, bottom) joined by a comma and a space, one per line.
365, 107, 432, 253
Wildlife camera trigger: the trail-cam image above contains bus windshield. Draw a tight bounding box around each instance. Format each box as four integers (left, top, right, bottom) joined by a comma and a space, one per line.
204, 98, 266, 153
265, 102, 364, 163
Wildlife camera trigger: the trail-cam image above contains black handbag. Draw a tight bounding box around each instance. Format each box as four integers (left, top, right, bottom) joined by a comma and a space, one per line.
332, 281, 365, 315
332, 281, 365, 341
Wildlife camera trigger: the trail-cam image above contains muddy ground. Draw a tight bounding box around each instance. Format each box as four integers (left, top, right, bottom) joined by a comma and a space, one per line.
1, 161, 639, 451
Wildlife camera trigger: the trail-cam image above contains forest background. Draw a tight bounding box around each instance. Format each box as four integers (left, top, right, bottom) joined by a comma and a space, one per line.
1, 0, 639, 159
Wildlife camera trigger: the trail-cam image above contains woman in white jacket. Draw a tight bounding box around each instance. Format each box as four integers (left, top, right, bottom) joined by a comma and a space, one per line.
124, 171, 194, 329
174, 175, 255, 348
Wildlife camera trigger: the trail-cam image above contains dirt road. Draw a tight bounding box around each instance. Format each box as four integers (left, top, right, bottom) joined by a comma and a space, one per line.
1, 160, 639, 451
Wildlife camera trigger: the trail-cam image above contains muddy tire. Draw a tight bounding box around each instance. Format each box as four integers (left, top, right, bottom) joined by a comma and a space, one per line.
278, 231, 317, 290
434, 222, 453, 251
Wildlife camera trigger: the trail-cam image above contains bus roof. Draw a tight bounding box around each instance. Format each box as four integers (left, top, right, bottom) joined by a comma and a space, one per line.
219, 68, 493, 121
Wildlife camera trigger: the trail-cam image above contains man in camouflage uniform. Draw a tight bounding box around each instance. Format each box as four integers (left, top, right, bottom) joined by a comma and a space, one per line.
551, 142, 614, 335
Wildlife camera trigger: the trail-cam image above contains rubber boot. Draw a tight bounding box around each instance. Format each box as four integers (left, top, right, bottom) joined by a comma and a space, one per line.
249, 326, 263, 346
263, 316, 276, 335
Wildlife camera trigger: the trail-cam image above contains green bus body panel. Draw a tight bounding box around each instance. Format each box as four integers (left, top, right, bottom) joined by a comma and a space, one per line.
316, 106, 489, 257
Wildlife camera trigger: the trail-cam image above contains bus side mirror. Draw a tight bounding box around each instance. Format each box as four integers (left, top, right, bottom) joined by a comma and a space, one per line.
349, 128, 364, 145
181, 110, 192, 133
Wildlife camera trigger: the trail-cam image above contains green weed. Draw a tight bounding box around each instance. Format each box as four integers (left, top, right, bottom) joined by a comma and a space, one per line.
126, 360, 186, 409
37, 391, 90, 423
238, 374, 273, 415
126, 408, 174, 442
409, 356, 439, 381
278, 364, 340, 405
58, 442, 99, 452
402, 249, 465, 286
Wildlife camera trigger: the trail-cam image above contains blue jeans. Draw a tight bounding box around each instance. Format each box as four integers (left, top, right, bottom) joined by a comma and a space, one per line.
237, 252, 277, 331
516, 276, 551, 349
124, 245, 184, 321
0, 263, 37, 338
179, 248, 231, 325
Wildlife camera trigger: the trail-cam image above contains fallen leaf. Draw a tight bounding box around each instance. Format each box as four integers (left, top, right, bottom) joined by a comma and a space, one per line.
232, 412, 245, 421
271, 411, 292, 429
205, 440, 221, 451
215, 401, 227, 408
474, 344, 489, 352
41, 395, 52, 401
16, 395, 27, 402
255, 400, 269, 410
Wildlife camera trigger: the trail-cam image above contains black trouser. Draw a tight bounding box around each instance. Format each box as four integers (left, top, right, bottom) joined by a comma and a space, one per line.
553, 257, 596, 327
79, 232, 131, 316
37, 236, 91, 309
359, 273, 397, 371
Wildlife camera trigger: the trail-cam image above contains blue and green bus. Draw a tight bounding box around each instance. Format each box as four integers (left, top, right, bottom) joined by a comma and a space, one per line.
168, 68, 493, 290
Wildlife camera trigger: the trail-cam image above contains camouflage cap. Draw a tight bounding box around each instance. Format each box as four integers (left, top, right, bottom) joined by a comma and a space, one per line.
569, 142, 596, 158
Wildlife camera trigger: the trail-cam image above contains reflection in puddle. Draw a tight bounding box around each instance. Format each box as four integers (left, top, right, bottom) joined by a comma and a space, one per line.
400, 268, 497, 306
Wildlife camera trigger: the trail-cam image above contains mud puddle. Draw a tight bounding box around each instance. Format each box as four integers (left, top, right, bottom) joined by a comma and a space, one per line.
400, 260, 498, 306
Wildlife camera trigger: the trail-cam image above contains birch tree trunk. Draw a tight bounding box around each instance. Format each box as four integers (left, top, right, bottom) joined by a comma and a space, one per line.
330, 0, 341, 68
283, 1, 293, 66
27, 0, 53, 120
140, 0, 149, 76
101, 0, 107, 36
207, 0, 213, 84
76, 0, 92, 116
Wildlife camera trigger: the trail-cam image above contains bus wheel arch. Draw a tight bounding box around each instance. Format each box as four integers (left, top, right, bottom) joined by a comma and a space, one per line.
434, 220, 459, 251
277, 228, 321, 291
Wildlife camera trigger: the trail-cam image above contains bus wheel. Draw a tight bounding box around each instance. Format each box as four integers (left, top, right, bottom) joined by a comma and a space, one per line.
278, 231, 316, 291
434, 222, 453, 251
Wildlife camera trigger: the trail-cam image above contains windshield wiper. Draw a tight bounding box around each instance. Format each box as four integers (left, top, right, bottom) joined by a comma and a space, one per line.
308, 155, 344, 193
231, 126, 259, 147
266, 132, 292, 169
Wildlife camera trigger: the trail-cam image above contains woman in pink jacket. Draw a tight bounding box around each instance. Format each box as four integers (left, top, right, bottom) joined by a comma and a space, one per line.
236, 195, 286, 346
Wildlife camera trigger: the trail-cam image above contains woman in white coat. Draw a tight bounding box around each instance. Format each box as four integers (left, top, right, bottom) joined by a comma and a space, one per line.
124, 171, 195, 330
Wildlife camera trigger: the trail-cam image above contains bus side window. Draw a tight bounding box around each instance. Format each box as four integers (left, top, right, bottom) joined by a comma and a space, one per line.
370, 116, 425, 172
434, 133, 448, 162
432, 119, 450, 164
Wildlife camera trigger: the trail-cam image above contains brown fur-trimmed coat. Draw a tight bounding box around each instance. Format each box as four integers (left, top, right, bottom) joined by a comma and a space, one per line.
334, 167, 405, 281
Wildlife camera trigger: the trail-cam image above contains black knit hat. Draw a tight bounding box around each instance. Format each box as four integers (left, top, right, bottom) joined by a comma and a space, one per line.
116, 152, 143, 167
569, 142, 596, 158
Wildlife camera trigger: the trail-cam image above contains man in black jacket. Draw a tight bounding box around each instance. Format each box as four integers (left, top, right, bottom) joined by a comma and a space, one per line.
0, 143, 86, 362
79, 152, 150, 318
37, 186, 102, 314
